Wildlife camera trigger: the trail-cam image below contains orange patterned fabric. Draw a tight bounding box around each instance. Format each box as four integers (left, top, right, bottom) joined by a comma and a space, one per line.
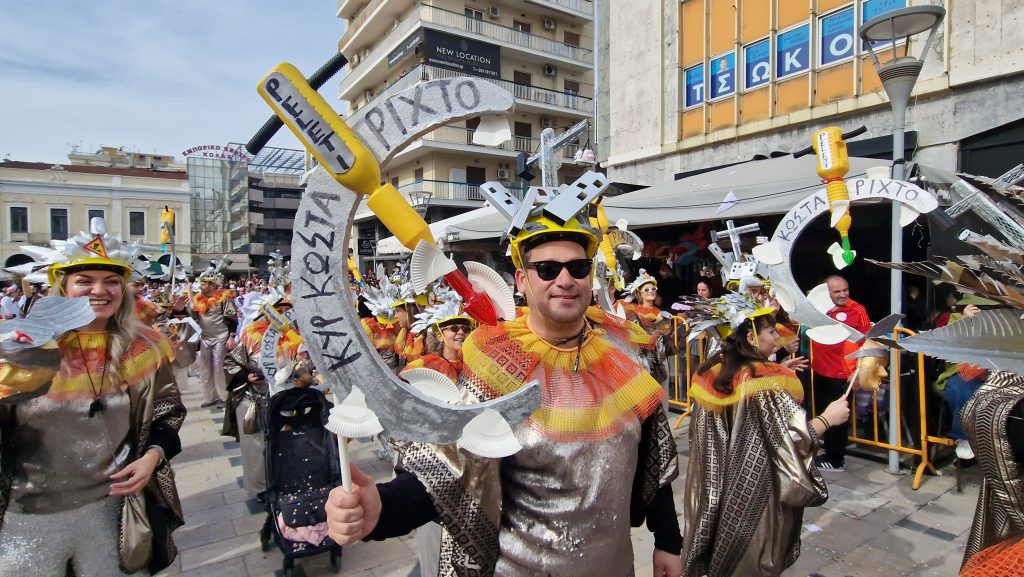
394, 328, 425, 363
49, 328, 174, 401
959, 364, 989, 382
402, 354, 463, 383
361, 317, 399, 351
241, 319, 271, 353
960, 535, 1024, 577
191, 290, 232, 316
692, 361, 804, 411
134, 299, 162, 325
461, 306, 662, 442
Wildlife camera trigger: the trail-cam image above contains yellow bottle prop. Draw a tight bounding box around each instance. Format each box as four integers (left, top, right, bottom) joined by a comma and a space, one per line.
590, 202, 618, 283
257, 63, 497, 324
811, 127, 855, 266
159, 206, 175, 252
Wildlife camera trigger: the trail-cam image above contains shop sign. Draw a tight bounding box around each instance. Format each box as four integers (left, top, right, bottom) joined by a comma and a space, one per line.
775, 24, 810, 79
744, 39, 771, 90
683, 63, 705, 108
182, 145, 252, 163
820, 7, 855, 66
709, 52, 736, 99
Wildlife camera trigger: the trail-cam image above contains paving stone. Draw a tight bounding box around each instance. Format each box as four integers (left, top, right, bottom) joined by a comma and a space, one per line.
865, 525, 964, 566
331, 537, 414, 575
821, 483, 891, 519
781, 544, 837, 577
233, 511, 269, 536
175, 519, 237, 550
179, 534, 263, 572
181, 490, 227, 514
820, 544, 918, 577
173, 556, 249, 577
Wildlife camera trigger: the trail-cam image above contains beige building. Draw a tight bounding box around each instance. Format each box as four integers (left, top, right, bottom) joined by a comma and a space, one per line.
0, 159, 192, 272
337, 0, 597, 262
600, 0, 1024, 185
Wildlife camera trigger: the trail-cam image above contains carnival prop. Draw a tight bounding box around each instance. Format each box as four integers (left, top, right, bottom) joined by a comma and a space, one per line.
752, 160, 937, 345
794, 126, 867, 268
325, 388, 383, 491
708, 219, 761, 288
257, 62, 500, 326
255, 62, 539, 456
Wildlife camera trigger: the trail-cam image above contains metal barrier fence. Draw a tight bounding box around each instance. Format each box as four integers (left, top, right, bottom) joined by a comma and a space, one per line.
665, 321, 951, 490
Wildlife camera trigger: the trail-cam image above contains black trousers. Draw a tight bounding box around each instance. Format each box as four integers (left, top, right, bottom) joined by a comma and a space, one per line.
813, 373, 850, 466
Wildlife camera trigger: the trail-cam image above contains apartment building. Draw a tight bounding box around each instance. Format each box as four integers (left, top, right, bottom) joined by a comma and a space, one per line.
188, 144, 308, 275
600, 0, 1024, 185
0, 158, 192, 272
337, 0, 597, 250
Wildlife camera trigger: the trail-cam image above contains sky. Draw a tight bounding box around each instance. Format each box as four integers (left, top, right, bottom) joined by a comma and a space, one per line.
0, 1, 345, 164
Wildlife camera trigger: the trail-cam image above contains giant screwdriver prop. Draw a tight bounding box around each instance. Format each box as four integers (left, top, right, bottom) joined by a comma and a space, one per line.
257, 63, 498, 325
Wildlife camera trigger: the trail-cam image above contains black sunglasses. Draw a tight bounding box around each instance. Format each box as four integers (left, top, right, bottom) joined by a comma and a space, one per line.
526, 259, 592, 281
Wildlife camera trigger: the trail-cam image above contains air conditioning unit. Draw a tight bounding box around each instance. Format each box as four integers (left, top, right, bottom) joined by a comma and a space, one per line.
488, 5, 500, 18
543, 18, 556, 30
543, 64, 557, 77
496, 168, 510, 179
540, 116, 552, 128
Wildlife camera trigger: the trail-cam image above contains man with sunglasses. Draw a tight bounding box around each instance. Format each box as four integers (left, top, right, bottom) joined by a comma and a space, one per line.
326, 186, 682, 577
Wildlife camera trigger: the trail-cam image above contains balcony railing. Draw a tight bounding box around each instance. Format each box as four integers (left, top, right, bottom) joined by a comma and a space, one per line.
413, 123, 581, 159
529, 0, 594, 16
423, 5, 592, 64
398, 179, 527, 202
413, 65, 593, 113
345, 4, 592, 75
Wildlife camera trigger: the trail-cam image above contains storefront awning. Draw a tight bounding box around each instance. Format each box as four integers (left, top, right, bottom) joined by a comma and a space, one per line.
375, 155, 888, 254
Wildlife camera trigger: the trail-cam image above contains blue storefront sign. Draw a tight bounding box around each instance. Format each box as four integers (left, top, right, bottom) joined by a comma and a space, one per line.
683, 64, 705, 108
744, 39, 771, 90
820, 8, 855, 66
775, 24, 810, 79
863, 0, 907, 22
709, 52, 736, 99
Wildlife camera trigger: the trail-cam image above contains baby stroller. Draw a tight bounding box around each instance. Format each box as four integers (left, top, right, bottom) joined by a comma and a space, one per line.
258, 387, 343, 576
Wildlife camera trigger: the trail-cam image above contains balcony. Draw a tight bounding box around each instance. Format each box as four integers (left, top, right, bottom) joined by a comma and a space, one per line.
526, 0, 594, 20
249, 212, 264, 226
340, 4, 593, 99
390, 122, 582, 163
337, 0, 363, 20
367, 65, 593, 116
398, 179, 526, 203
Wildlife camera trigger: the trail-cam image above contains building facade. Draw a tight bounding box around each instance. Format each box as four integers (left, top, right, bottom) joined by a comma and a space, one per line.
601, 0, 1024, 185
0, 159, 192, 271
337, 0, 598, 260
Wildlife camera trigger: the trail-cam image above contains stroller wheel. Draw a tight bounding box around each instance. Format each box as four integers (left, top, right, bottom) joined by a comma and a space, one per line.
331, 547, 342, 572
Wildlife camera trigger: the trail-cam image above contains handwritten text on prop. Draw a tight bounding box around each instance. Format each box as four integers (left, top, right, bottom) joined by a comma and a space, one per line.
290, 167, 540, 445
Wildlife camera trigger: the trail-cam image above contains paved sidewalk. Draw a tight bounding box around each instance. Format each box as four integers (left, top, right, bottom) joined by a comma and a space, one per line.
158, 378, 979, 577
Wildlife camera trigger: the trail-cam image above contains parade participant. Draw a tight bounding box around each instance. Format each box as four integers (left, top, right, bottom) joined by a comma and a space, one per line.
622, 269, 675, 387
359, 282, 403, 371
398, 294, 474, 577
222, 300, 286, 503
392, 282, 427, 367
0, 217, 185, 576
941, 296, 999, 459
810, 274, 870, 472
175, 265, 238, 408
325, 174, 682, 577
682, 293, 850, 577
401, 297, 473, 394
695, 279, 714, 299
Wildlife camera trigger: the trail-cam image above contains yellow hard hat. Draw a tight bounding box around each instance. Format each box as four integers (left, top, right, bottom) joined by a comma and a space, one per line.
509, 214, 599, 270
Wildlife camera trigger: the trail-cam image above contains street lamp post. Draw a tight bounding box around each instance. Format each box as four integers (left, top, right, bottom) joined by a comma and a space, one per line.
859, 5, 945, 474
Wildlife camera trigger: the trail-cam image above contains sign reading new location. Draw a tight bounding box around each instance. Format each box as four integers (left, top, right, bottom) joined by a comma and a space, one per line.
424, 30, 501, 78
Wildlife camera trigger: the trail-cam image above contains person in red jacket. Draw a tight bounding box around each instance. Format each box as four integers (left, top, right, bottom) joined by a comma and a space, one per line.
810, 275, 871, 472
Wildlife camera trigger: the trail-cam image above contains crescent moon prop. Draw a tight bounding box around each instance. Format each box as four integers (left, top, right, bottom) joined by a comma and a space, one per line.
753, 177, 938, 343
266, 68, 539, 450
293, 168, 540, 447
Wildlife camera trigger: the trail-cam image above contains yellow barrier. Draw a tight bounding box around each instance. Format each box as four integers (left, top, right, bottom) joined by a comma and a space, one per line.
669, 316, 705, 429
808, 327, 940, 490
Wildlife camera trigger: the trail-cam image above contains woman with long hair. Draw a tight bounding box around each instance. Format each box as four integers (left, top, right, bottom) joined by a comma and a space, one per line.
398, 296, 474, 577
681, 296, 848, 577
0, 220, 185, 576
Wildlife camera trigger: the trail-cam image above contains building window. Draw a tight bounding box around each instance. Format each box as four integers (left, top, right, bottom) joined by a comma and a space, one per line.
129, 211, 145, 236
390, 176, 399, 187
464, 7, 483, 20
50, 208, 68, 240
87, 209, 105, 223
564, 32, 581, 47
414, 167, 424, 181
513, 20, 531, 34
9, 207, 27, 234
